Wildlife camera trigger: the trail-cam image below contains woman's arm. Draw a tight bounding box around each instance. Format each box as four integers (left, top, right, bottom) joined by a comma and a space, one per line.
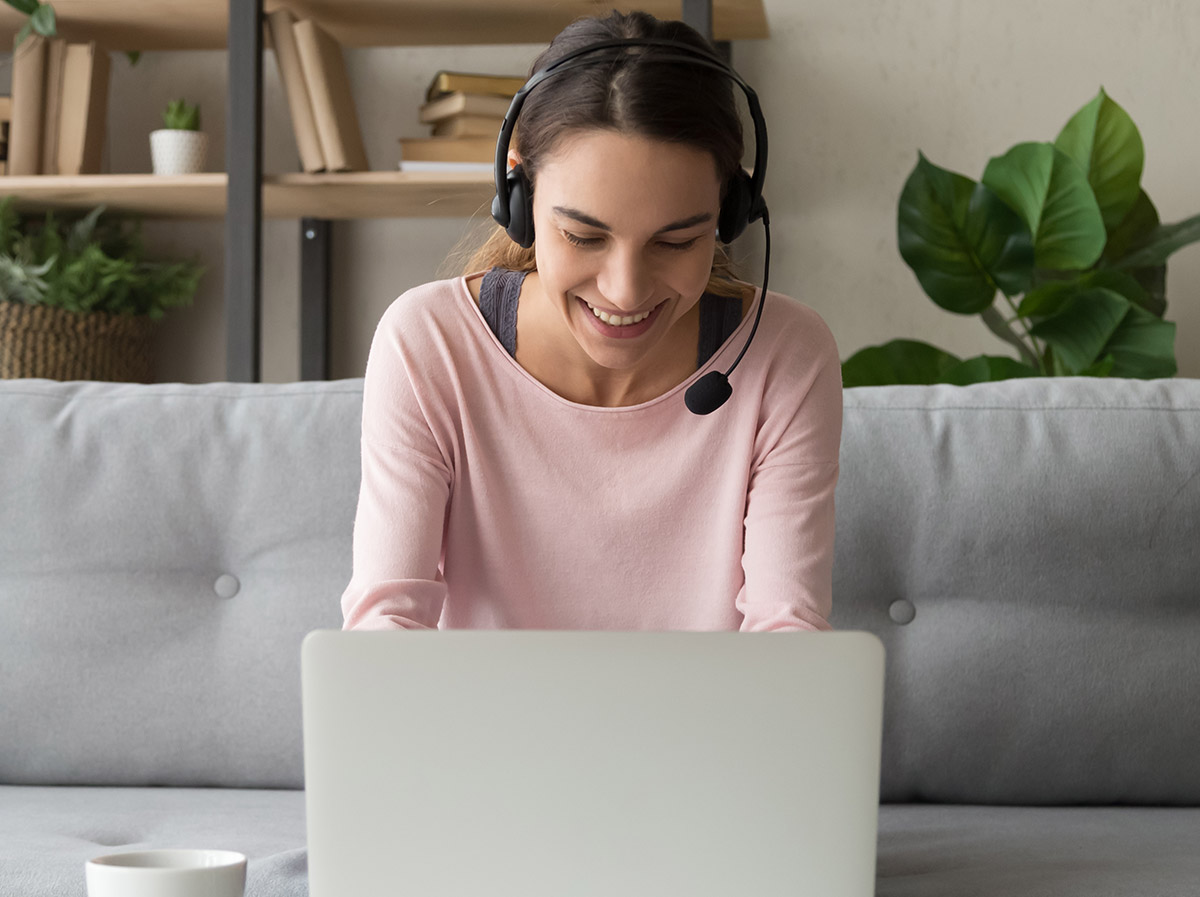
340, 295, 453, 630
736, 312, 843, 632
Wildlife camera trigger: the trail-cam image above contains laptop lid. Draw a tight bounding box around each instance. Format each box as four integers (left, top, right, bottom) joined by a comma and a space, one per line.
302, 630, 885, 897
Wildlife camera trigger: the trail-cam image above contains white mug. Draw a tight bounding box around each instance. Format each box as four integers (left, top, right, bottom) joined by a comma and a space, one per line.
86, 848, 246, 897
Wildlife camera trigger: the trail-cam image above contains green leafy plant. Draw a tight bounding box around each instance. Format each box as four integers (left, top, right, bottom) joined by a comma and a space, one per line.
0, 196, 204, 320
842, 88, 1198, 386
161, 99, 201, 132
3, 0, 139, 63
2, 0, 53, 46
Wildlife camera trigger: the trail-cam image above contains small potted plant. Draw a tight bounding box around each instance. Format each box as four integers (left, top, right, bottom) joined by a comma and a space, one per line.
150, 98, 207, 175
0, 197, 204, 382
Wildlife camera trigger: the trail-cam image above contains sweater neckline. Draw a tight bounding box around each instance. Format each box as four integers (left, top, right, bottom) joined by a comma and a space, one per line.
455, 272, 762, 414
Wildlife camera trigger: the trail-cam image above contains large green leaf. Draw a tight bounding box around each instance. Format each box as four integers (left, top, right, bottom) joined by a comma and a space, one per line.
4, 0, 39, 15
1103, 189, 1159, 261
1111, 212, 1200, 271
29, 1, 55, 37
1021, 271, 1155, 317
1077, 355, 1117, 377
840, 339, 962, 387
1100, 189, 1166, 314
1016, 280, 1076, 318
898, 153, 1034, 313
1054, 88, 1144, 233
1077, 269, 1154, 314
1027, 287, 1130, 373
1094, 303, 1177, 378
942, 355, 1042, 384
982, 142, 1106, 271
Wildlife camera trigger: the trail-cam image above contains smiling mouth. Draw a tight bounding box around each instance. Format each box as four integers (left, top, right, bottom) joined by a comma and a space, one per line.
578, 297, 665, 327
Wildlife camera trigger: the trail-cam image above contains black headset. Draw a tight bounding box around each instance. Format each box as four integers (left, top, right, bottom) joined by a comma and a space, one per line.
491, 37, 772, 415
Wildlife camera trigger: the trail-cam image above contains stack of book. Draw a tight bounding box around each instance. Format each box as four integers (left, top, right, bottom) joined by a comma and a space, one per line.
266, 9, 368, 173
3, 36, 110, 176
397, 71, 525, 172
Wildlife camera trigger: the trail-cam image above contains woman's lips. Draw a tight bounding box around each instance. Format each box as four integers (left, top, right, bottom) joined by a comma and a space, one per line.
577, 297, 665, 340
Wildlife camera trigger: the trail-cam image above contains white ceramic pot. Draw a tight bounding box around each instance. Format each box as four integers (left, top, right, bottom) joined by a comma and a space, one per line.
150, 129, 208, 175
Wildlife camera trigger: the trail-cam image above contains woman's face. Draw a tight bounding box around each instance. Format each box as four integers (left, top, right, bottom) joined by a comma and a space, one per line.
522, 129, 723, 383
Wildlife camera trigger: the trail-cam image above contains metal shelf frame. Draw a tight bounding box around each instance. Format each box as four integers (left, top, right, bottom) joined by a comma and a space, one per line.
223, 0, 725, 382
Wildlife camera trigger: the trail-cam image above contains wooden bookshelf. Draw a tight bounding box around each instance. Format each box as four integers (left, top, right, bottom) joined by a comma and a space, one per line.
0, 0, 768, 50
0, 0, 769, 381
0, 0, 767, 221
0, 171, 496, 218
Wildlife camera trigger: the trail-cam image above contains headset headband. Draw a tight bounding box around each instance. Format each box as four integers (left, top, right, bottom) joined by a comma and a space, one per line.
493, 37, 768, 227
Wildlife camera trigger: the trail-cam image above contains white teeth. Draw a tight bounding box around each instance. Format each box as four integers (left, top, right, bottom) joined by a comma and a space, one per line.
584, 300, 653, 326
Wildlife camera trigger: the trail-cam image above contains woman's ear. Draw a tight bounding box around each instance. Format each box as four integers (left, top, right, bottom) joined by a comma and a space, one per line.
507, 149, 522, 171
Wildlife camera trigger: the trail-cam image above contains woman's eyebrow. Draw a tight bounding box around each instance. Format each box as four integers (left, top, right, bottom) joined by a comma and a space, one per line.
552, 206, 713, 234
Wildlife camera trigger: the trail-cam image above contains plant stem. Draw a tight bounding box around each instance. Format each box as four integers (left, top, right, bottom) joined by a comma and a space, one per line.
1003, 292, 1046, 367
979, 299, 1044, 373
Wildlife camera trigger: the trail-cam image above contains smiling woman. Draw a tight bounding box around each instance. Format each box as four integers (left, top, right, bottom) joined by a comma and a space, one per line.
339, 10, 844, 637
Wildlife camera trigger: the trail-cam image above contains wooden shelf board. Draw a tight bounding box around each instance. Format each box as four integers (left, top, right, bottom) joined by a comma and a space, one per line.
0, 174, 230, 217
266, 170, 495, 218
0, 171, 498, 219
0, 0, 767, 51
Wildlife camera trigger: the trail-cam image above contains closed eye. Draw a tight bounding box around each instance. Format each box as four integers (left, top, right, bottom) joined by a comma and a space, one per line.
563, 233, 700, 251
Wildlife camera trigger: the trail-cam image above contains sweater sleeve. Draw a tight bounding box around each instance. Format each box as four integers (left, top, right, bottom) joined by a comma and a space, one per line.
735, 310, 843, 632
340, 295, 452, 631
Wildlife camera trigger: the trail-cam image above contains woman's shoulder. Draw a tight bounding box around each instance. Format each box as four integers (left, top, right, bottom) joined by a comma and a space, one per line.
380, 276, 470, 326
760, 287, 837, 352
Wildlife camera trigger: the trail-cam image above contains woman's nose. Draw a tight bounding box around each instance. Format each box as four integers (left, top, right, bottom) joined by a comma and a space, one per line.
595, 248, 656, 311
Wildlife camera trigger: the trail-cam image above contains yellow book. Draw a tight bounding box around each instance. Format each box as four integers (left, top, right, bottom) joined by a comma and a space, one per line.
425, 71, 525, 103
265, 8, 326, 173
432, 115, 505, 139
41, 39, 67, 175
293, 18, 369, 172
9, 33, 47, 175
398, 135, 496, 163
57, 41, 111, 176
419, 91, 512, 125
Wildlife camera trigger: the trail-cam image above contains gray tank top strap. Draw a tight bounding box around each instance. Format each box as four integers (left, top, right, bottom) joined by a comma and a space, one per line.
478, 267, 743, 368
478, 266, 526, 357
696, 293, 745, 369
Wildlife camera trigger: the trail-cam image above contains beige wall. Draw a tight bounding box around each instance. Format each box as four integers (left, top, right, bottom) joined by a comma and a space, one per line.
20, 0, 1200, 382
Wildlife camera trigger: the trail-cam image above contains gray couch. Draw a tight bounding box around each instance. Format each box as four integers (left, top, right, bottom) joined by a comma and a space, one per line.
2, 374, 1197, 896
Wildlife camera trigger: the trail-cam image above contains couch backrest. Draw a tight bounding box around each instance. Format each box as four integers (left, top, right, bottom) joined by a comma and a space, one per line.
0, 379, 356, 789
3, 375, 1198, 803
831, 376, 1200, 805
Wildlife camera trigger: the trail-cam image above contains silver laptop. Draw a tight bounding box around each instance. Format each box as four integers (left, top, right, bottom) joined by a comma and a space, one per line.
302, 629, 885, 897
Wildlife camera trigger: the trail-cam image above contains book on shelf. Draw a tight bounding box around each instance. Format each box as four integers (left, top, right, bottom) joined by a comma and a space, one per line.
397, 159, 492, 173
398, 134, 495, 163
56, 41, 111, 175
432, 115, 505, 139
40, 39, 67, 175
425, 70, 526, 104
265, 7, 326, 173
419, 90, 511, 125
5, 35, 110, 176
292, 18, 369, 172
8, 33, 47, 175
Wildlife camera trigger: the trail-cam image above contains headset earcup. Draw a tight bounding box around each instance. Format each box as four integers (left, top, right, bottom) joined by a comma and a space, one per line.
506, 164, 536, 248
717, 171, 754, 244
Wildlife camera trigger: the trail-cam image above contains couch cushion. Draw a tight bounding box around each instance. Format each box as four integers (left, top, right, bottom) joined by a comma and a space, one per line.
0, 379, 359, 788
877, 803, 1200, 896
0, 785, 306, 897
832, 377, 1200, 805
7, 789, 1198, 897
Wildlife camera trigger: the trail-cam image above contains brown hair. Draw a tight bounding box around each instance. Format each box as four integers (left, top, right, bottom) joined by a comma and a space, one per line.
442, 10, 749, 299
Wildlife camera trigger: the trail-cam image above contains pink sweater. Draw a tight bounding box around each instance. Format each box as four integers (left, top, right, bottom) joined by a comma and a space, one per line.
340, 274, 843, 632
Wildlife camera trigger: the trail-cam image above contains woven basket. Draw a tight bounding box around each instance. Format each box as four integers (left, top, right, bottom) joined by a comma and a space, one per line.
0, 301, 156, 382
